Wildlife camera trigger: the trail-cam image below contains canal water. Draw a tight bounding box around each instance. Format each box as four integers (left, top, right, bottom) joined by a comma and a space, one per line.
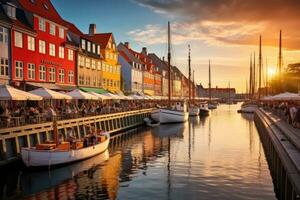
0, 104, 277, 200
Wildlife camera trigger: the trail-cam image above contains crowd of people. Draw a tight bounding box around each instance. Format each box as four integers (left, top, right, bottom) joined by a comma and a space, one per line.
0, 100, 157, 128
263, 101, 300, 128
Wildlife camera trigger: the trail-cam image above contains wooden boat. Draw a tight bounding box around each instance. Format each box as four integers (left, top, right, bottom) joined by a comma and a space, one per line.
150, 22, 188, 123
21, 122, 110, 168
239, 102, 258, 113
144, 117, 160, 127
199, 103, 209, 115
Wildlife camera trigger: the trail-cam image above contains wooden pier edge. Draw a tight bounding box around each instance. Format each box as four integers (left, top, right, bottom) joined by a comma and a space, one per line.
254, 108, 300, 199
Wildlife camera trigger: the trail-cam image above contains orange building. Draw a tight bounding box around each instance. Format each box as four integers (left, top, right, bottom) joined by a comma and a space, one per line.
140, 47, 155, 96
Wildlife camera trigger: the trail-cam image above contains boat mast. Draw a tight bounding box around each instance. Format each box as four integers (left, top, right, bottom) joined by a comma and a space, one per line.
228, 81, 231, 102
188, 45, 191, 105
168, 21, 171, 107
193, 70, 195, 104
252, 52, 256, 98
209, 59, 211, 102
53, 120, 58, 146
258, 35, 262, 100
249, 53, 252, 99
278, 30, 282, 77
265, 57, 268, 96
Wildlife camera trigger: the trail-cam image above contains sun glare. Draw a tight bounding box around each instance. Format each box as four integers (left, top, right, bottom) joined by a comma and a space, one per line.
268, 67, 276, 77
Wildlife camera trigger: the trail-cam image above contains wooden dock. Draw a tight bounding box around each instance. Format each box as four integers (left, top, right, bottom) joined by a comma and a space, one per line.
0, 108, 152, 166
254, 108, 300, 200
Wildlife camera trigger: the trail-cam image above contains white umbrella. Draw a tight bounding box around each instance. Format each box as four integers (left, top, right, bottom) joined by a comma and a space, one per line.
270, 92, 300, 101
66, 89, 99, 100
29, 88, 72, 100
87, 92, 111, 100
0, 84, 42, 101
102, 92, 121, 100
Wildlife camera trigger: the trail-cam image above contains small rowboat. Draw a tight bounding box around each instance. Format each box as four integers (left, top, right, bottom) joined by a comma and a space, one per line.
144, 117, 160, 127
21, 122, 110, 168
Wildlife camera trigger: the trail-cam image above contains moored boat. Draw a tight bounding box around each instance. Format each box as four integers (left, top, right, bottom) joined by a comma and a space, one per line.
189, 107, 200, 116
21, 122, 110, 168
199, 103, 209, 115
239, 102, 258, 113
208, 103, 217, 110
151, 103, 189, 123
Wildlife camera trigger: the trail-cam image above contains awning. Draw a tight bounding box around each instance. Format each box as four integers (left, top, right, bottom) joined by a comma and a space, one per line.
0, 84, 43, 101
80, 87, 108, 94
26, 82, 76, 91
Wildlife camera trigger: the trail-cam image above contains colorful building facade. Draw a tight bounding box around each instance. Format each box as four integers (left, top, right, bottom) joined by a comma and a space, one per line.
91, 31, 120, 93
7, 0, 77, 90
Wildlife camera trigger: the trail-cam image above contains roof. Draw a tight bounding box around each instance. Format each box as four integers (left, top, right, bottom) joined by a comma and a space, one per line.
119, 50, 131, 63
18, 0, 66, 26
91, 33, 112, 49
117, 43, 144, 65
148, 53, 168, 71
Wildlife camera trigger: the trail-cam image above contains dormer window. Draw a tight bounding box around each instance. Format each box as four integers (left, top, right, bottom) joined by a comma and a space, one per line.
81, 39, 86, 50
97, 45, 100, 55
5, 3, 16, 19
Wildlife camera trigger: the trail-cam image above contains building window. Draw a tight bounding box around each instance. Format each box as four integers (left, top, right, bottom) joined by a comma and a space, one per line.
5, 4, 16, 19
27, 36, 35, 51
97, 61, 101, 70
59, 27, 64, 39
81, 39, 85, 50
39, 65, 46, 81
87, 41, 91, 52
39, 40, 46, 54
91, 60, 96, 69
68, 49, 73, 61
49, 67, 55, 82
49, 43, 55, 56
93, 77, 96, 86
79, 55, 85, 67
50, 23, 55, 36
92, 44, 96, 53
0, 58, 8, 77
14, 31, 23, 48
58, 69, 64, 83
68, 71, 74, 83
59, 46, 64, 58
15, 61, 23, 79
39, 18, 46, 32
86, 58, 90, 68
27, 63, 35, 80
0, 27, 8, 44
97, 45, 100, 55
86, 76, 90, 85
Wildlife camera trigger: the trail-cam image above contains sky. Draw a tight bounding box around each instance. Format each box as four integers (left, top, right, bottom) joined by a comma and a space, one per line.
52, 0, 300, 92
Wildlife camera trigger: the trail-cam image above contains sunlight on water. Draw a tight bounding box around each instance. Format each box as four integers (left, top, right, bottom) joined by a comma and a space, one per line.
0, 104, 277, 200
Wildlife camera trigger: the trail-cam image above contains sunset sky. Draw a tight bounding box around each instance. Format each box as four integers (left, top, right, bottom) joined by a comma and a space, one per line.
52, 0, 300, 92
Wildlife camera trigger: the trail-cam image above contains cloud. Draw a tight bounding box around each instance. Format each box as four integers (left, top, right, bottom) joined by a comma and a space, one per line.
131, 0, 300, 49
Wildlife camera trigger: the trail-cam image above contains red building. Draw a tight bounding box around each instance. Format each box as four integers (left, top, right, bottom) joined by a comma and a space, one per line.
10, 0, 77, 90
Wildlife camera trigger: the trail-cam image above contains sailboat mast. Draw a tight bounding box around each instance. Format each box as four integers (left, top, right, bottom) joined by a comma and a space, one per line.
278, 30, 282, 76
249, 53, 252, 99
253, 52, 256, 98
265, 57, 268, 96
193, 70, 195, 103
188, 45, 191, 104
168, 22, 171, 107
228, 81, 231, 101
259, 35, 262, 100
209, 59, 211, 101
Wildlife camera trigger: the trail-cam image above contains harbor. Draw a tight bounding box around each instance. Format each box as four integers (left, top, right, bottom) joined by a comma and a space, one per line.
0, 104, 282, 200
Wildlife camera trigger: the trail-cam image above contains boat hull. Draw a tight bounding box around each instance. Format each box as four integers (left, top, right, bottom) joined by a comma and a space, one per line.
208, 104, 217, 109
189, 107, 200, 116
151, 109, 188, 123
21, 137, 110, 167
240, 104, 258, 113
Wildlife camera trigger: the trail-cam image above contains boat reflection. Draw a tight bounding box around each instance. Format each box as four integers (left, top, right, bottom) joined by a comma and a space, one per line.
151, 122, 187, 138
21, 150, 109, 196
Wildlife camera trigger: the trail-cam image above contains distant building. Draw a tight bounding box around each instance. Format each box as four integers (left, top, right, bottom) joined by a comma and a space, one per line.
118, 42, 144, 94
197, 84, 236, 99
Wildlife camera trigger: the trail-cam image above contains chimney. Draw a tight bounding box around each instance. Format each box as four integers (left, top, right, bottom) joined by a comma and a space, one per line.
162, 56, 165, 62
89, 24, 96, 36
124, 42, 130, 49
142, 47, 147, 55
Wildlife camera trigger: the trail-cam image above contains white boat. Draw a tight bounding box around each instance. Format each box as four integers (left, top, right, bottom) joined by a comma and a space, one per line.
208, 103, 217, 109
21, 132, 110, 168
189, 107, 200, 116
200, 103, 210, 115
239, 102, 258, 113
151, 103, 189, 123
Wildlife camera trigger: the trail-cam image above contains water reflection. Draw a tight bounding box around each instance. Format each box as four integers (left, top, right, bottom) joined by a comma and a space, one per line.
1, 104, 277, 200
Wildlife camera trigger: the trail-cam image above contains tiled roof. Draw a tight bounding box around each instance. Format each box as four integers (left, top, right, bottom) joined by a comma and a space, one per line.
91, 33, 112, 49
18, 0, 66, 26
119, 50, 131, 62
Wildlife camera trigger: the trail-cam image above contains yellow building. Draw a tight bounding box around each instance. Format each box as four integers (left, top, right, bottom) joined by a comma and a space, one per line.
90, 29, 121, 93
